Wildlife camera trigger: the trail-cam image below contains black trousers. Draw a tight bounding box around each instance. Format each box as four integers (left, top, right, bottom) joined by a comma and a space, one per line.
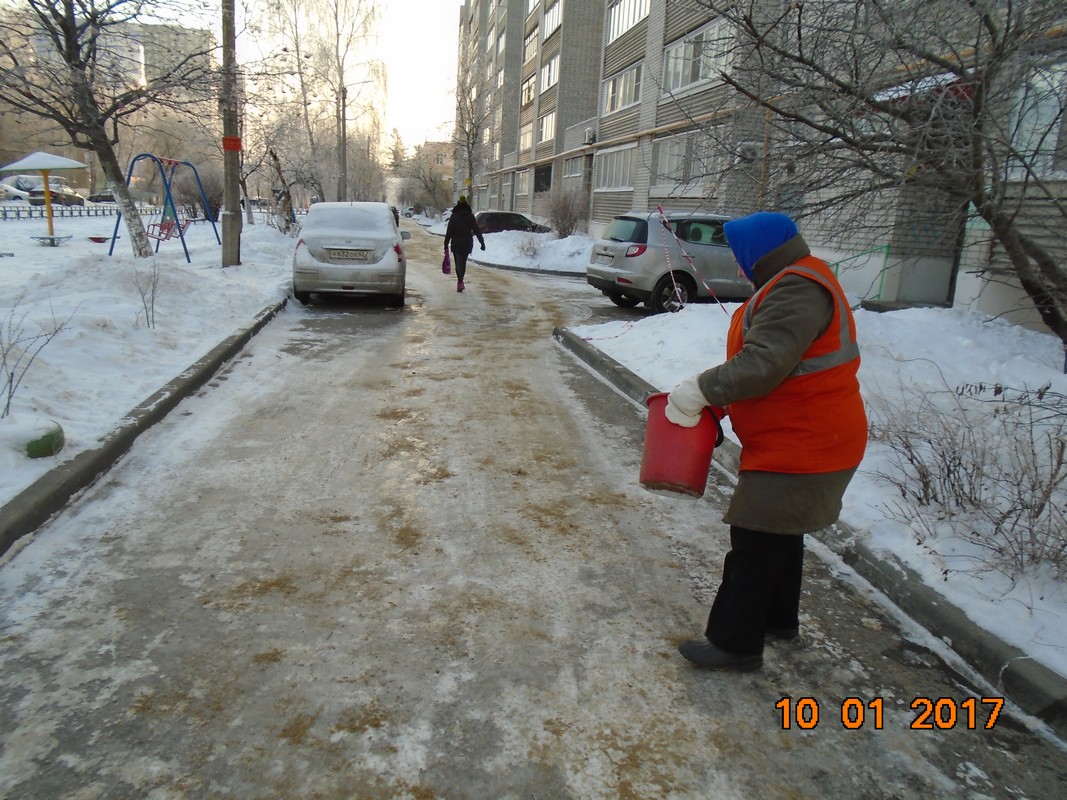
704, 525, 805, 656
451, 249, 470, 282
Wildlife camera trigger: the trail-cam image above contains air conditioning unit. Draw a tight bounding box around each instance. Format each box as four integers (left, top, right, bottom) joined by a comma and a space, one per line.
735, 141, 762, 164
584, 127, 596, 144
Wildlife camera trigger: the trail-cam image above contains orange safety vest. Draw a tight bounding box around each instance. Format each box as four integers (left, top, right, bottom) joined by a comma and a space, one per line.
726, 256, 867, 473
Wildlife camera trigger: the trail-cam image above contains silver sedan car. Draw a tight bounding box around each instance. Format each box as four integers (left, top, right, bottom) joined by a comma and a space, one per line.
586, 210, 752, 313
292, 201, 410, 307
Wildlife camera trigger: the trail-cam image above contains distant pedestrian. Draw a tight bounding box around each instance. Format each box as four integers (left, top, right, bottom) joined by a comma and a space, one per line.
666, 211, 867, 672
443, 195, 485, 293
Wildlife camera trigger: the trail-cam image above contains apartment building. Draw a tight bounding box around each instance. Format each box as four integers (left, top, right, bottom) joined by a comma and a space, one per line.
457, 1, 762, 222
457, 0, 603, 217
457, 1, 1066, 329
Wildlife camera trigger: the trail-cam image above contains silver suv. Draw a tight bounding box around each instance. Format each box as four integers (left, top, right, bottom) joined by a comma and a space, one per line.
586, 210, 752, 312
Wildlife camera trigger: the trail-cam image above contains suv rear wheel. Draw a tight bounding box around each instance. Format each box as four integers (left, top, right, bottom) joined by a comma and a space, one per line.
608, 292, 641, 308
650, 273, 695, 313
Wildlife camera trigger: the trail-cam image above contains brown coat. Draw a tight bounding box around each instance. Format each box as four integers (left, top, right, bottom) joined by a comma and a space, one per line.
696, 239, 861, 534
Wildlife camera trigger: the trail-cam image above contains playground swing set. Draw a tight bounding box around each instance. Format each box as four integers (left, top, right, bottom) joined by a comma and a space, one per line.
108, 153, 220, 263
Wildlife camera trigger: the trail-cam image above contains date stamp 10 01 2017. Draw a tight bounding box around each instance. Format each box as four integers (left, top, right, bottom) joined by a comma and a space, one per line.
774, 696, 1005, 731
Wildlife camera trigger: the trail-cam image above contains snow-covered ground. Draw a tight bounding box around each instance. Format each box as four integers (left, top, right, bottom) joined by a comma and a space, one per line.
2, 207, 1064, 684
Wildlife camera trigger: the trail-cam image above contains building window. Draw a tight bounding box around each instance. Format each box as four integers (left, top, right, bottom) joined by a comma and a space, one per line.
497, 31, 506, 56
523, 28, 538, 63
603, 63, 642, 115
652, 135, 688, 184
594, 145, 635, 190
528, 0, 538, 16
564, 156, 584, 177
538, 110, 556, 142
521, 74, 536, 105
516, 170, 530, 195
498, 68, 505, 89
663, 21, 732, 93
543, 1, 561, 39
608, 0, 650, 44
651, 130, 726, 196
1012, 61, 1067, 177
540, 53, 559, 93
534, 164, 552, 193
520, 122, 534, 151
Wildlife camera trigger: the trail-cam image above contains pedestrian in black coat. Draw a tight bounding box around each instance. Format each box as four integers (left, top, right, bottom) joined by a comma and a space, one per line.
443, 196, 485, 293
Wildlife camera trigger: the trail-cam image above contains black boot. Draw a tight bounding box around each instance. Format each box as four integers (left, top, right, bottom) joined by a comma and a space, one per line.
678, 639, 762, 671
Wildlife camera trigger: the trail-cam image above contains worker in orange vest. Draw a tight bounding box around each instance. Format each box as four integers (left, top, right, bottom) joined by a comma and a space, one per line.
666, 211, 867, 671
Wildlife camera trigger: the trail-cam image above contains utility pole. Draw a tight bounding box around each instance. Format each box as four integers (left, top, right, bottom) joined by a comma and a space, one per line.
337, 84, 348, 201
220, 0, 242, 267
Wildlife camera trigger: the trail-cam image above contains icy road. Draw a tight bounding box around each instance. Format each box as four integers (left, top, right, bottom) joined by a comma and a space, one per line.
0, 225, 1063, 798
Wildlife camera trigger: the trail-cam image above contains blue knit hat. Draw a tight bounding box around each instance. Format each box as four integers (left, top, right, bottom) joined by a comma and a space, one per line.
723, 212, 799, 282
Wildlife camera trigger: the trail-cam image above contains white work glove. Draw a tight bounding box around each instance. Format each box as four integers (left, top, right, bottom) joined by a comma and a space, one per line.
665, 376, 709, 427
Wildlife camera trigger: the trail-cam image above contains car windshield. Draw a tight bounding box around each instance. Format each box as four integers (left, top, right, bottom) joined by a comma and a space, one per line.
603, 217, 648, 244
303, 205, 393, 234
27, 178, 71, 190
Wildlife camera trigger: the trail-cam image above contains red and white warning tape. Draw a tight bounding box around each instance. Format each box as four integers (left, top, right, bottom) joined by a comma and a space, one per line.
655, 205, 729, 316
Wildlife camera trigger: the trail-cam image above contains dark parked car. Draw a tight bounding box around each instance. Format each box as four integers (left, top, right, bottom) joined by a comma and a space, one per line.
87, 191, 117, 203
474, 210, 550, 234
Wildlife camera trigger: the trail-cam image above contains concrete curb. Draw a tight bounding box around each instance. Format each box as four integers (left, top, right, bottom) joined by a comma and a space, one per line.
425, 226, 585, 277
0, 300, 288, 558
470, 256, 584, 278
553, 324, 1067, 741
553, 326, 658, 405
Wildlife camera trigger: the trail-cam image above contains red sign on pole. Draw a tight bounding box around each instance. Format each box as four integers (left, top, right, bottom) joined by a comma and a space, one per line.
222, 136, 242, 152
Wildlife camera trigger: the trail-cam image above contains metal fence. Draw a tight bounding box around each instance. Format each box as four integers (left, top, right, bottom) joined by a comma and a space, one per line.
0, 204, 160, 222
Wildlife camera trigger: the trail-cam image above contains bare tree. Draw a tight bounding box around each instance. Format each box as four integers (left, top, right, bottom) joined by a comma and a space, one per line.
0, 1, 219, 257
404, 143, 452, 212
388, 128, 405, 174
320, 0, 381, 201
345, 116, 385, 204
262, 0, 330, 201
453, 53, 492, 207
258, 0, 383, 203
267, 146, 296, 233
179, 83, 273, 225
1, 294, 71, 418
690, 0, 1067, 346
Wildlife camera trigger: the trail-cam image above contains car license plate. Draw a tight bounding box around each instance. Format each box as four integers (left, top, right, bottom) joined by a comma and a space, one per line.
596, 253, 613, 265
330, 248, 369, 260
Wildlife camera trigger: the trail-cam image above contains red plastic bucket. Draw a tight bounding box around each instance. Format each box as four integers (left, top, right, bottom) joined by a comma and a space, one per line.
640, 392, 721, 497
